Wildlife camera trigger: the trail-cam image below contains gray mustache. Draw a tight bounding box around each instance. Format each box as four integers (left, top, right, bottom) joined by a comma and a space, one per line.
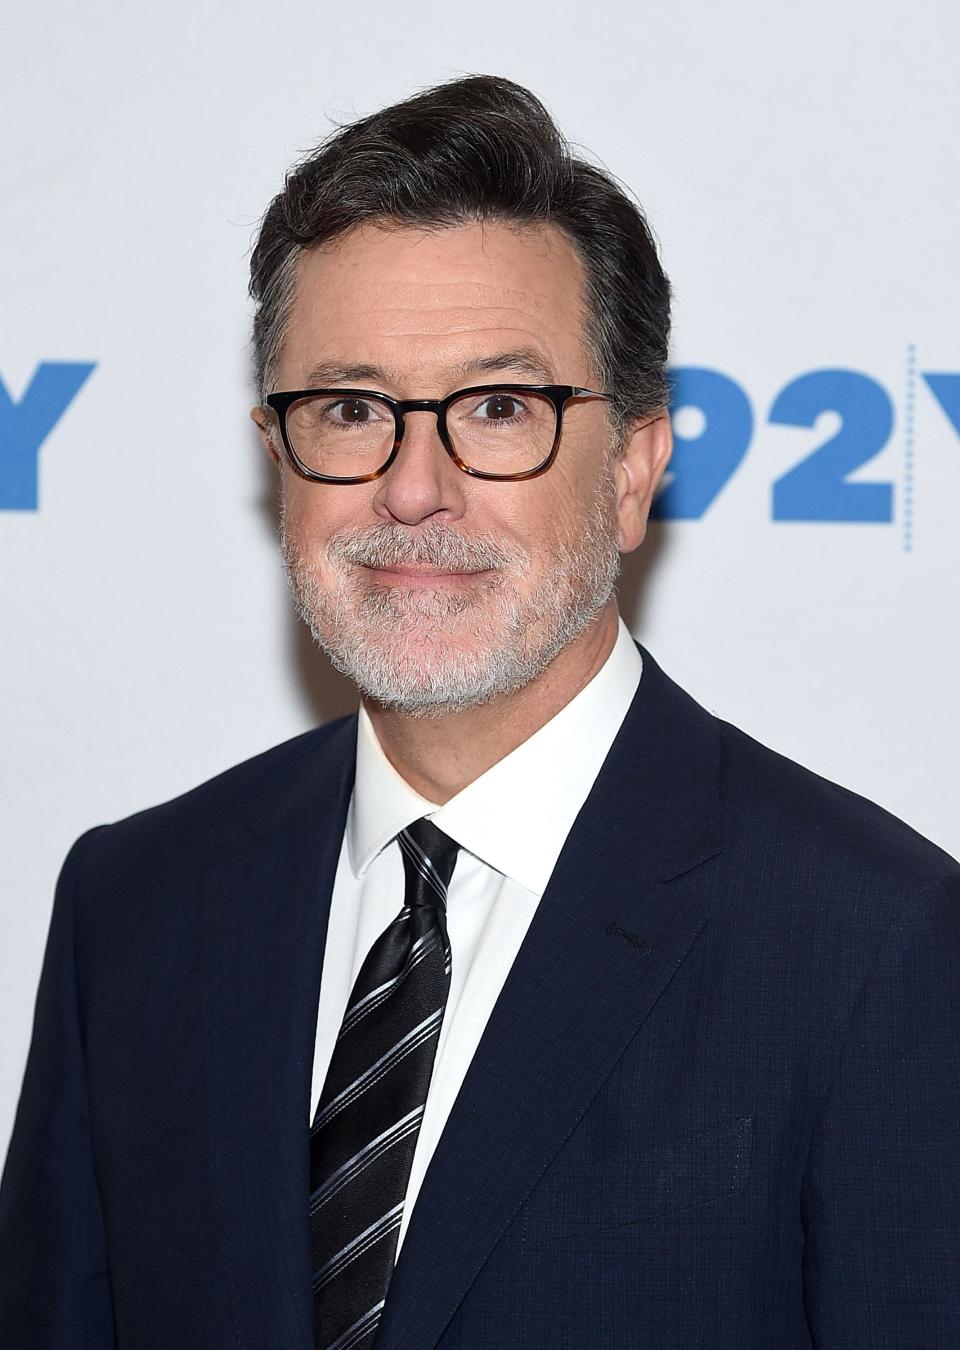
329, 523, 523, 574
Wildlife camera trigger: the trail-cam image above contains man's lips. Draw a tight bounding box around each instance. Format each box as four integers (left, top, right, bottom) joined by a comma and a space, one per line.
362, 563, 494, 586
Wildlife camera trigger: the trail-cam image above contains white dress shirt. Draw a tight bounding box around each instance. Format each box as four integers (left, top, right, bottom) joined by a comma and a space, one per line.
310, 617, 643, 1253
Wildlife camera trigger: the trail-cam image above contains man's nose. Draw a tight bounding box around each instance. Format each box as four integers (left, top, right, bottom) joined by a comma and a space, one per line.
371, 410, 467, 526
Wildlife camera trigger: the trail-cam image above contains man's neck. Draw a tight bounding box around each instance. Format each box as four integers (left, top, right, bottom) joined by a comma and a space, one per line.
363, 603, 621, 804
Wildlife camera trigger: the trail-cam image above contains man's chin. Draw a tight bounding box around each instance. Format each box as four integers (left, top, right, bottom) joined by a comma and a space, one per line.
318, 630, 530, 716
345, 632, 503, 683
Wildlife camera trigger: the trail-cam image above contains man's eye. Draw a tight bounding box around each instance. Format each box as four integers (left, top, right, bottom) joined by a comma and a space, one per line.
328, 398, 379, 424
475, 394, 527, 422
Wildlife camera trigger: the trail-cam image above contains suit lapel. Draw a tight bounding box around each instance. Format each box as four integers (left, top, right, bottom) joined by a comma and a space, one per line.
201, 718, 356, 1349
376, 652, 724, 1349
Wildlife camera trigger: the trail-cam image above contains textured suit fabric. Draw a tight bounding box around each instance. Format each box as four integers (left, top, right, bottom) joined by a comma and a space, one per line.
1, 646, 959, 1348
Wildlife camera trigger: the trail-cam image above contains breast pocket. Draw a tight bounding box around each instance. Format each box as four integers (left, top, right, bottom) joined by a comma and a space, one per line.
601, 1113, 754, 1227
520, 1113, 754, 1240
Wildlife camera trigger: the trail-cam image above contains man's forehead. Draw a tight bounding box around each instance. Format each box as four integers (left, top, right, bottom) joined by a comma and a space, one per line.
294, 221, 585, 311
282, 221, 591, 384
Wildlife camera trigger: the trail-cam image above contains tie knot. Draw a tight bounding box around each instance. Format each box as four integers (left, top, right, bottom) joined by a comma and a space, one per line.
398, 817, 459, 909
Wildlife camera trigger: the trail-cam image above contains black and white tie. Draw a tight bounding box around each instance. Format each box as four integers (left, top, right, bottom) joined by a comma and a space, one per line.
309, 818, 459, 1350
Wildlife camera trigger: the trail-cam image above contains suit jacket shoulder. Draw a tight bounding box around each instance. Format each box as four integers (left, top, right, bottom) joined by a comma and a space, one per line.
77, 714, 358, 871
62, 713, 357, 973
710, 706, 958, 925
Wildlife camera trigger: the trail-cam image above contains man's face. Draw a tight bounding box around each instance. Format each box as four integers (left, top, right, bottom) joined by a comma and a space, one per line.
260, 220, 664, 714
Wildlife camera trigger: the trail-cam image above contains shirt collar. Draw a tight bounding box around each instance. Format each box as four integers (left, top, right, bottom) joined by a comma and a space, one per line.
347, 617, 642, 894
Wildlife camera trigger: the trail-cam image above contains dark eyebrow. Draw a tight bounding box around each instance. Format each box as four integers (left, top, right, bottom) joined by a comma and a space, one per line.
302, 360, 396, 388
452, 350, 556, 384
299, 348, 556, 392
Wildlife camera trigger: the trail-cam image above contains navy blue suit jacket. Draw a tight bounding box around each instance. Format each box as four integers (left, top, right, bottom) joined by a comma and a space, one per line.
2, 648, 959, 1347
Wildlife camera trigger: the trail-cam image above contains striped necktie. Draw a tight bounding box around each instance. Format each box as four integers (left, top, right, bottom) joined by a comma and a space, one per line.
310, 817, 459, 1350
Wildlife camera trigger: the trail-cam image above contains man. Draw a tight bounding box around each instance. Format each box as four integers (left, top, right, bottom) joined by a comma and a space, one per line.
1, 74, 958, 1349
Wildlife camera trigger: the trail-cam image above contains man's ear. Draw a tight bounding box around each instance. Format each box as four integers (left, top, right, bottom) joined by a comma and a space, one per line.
615, 412, 672, 554
251, 406, 281, 465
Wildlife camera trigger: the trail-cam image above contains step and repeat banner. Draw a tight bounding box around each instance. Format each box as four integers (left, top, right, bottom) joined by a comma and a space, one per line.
2, 0, 958, 1152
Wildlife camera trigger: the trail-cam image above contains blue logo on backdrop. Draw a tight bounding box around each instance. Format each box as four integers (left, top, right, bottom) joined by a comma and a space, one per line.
0, 362, 96, 510
656, 360, 960, 549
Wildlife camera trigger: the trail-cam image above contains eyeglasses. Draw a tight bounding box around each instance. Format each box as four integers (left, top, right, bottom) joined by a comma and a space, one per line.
264, 384, 611, 484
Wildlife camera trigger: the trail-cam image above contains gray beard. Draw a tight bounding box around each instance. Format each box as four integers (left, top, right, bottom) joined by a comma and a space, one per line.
281, 474, 621, 717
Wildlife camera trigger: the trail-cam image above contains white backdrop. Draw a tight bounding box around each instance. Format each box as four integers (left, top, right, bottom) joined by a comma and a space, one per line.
2, 0, 958, 1156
